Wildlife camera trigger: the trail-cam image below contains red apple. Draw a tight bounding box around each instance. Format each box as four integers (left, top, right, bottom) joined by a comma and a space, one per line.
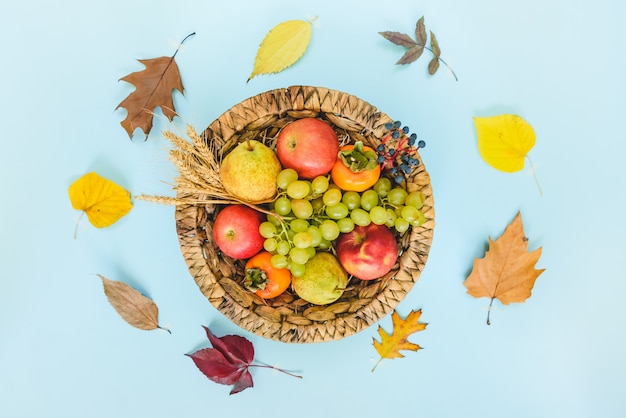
212, 204, 265, 259
335, 223, 398, 281
276, 118, 340, 179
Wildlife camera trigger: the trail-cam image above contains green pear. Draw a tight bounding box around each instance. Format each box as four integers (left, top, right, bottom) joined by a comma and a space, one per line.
220, 140, 281, 203
292, 252, 348, 305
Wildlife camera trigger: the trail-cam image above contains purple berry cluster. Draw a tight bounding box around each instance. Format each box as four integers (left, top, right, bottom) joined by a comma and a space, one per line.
376, 120, 426, 184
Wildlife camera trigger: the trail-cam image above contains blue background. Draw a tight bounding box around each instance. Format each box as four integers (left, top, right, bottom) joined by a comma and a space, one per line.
1, 1, 625, 417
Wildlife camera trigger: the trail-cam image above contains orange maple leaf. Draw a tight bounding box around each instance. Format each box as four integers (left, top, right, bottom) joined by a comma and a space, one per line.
371, 309, 427, 372
116, 33, 194, 139
464, 211, 545, 324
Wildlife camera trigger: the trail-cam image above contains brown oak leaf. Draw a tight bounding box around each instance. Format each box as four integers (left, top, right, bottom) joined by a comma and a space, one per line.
116, 33, 194, 139
464, 212, 545, 324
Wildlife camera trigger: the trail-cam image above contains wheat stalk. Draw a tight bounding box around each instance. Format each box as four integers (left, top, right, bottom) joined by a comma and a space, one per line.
136, 124, 277, 218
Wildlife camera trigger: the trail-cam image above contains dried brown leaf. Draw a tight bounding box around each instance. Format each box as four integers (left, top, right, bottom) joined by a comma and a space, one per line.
116, 33, 194, 139
415, 16, 427, 46
380, 19, 457, 81
464, 212, 545, 324
430, 31, 441, 57
379, 31, 417, 48
397, 45, 424, 65
116, 57, 182, 139
428, 57, 440, 75
98, 274, 167, 332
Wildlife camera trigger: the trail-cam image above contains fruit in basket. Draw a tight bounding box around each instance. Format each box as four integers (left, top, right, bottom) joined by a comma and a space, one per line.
331, 142, 381, 192
244, 251, 291, 299
220, 140, 281, 202
276, 118, 340, 179
212, 204, 265, 259
292, 252, 348, 305
335, 223, 398, 281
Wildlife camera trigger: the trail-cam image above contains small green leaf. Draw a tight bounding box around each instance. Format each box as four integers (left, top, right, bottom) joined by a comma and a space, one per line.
338, 141, 379, 172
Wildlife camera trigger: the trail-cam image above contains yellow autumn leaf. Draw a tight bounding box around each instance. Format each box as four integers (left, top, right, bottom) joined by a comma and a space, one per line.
68, 172, 132, 236
473, 114, 536, 173
248, 19, 314, 82
371, 309, 427, 372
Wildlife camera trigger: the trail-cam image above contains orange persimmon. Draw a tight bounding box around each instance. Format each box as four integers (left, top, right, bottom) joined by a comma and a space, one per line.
244, 251, 291, 299
331, 143, 381, 192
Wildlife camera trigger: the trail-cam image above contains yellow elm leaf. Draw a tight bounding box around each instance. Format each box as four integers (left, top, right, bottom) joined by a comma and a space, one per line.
371, 309, 427, 372
68, 172, 132, 234
248, 19, 313, 82
473, 114, 536, 172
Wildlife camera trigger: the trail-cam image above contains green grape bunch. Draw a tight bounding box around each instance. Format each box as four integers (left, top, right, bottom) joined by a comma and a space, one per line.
260, 164, 426, 277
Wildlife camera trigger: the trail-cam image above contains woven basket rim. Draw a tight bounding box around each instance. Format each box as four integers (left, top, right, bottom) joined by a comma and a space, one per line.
175, 85, 435, 343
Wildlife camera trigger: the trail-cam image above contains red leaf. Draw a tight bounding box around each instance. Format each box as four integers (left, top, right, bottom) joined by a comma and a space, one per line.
230, 370, 254, 395
188, 326, 255, 395
186, 348, 245, 385
188, 326, 302, 395
203, 326, 254, 366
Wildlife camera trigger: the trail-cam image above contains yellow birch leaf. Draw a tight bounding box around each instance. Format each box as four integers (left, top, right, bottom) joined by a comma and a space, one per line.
98, 274, 168, 332
248, 19, 313, 82
68, 172, 132, 235
371, 309, 427, 372
473, 114, 536, 172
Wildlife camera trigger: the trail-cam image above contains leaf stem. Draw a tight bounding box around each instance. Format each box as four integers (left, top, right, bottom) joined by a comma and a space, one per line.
487, 297, 494, 325
371, 357, 383, 373
74, 211, 85, 240
172, 32, 196, 59
422, 45, 458, 81
526, 155, 543, 196
250, 363, 303, 379
158, 325, 172, 334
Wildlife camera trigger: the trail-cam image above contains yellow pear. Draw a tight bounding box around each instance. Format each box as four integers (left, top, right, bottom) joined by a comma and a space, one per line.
292, 252, 348, 305
220, 140, 281, 203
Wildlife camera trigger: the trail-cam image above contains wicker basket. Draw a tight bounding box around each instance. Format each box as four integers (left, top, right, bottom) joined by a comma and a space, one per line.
175, 86, 434, 343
